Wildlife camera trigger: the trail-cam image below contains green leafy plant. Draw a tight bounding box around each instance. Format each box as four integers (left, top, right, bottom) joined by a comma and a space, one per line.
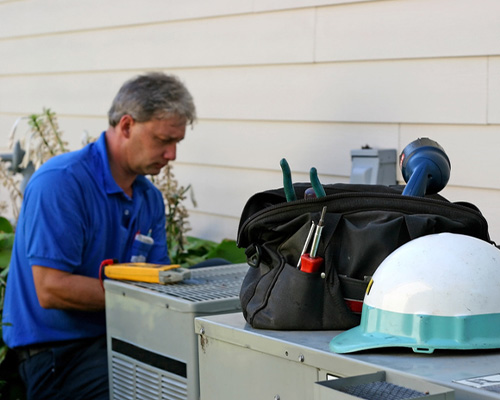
26, 108, 68, 163
175, 236, 246, 268
149, 165, 194, 264
149, 166, 246, 267
0, 217, 14, 363
1, 108, 69, 223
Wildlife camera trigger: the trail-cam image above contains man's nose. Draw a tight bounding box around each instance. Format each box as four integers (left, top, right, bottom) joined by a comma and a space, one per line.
163, 144, 177, 161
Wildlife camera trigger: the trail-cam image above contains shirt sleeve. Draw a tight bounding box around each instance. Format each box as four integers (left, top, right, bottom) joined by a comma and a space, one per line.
23, 168, 87, 272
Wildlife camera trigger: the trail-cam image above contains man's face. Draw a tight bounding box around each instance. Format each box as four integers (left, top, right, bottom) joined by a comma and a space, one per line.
126, 116, 186, 176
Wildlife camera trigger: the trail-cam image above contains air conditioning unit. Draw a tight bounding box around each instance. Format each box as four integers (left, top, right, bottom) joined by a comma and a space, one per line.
105, 263, 248, 400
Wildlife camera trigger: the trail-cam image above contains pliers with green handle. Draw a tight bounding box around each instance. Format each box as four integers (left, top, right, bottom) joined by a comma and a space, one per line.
280, 158, 326, 201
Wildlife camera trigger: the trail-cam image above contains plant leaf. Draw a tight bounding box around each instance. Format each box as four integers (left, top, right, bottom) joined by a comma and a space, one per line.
0, 217, 13, 234
205, 239, 246, 263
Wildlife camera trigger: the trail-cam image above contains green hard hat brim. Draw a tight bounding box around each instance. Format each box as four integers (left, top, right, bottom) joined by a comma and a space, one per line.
330, 306, 500, 355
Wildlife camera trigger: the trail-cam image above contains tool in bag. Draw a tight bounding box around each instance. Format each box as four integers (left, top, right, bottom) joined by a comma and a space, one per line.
299, 206, 327, 273
296, 221, 316, 269
237, 141, 494, 331
280, 158, 326, 201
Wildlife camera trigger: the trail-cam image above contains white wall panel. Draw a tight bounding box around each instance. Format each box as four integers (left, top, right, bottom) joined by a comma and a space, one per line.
0, 10, 315, 74
488, 57, 500, 124
187, 212, 240, 242
400, 124, 500, 190
441, 186, 500, 244
254, 0, 374, 12
0, 0, 253, 38
181, 59, 487, 124
0, 58, 488, 127
0, 72, 139, 116
179, 120, 398, 177
0, 0, 378, 39
316, 0, 500, 62
172, 163, 281, 218
55, 116, 108, 149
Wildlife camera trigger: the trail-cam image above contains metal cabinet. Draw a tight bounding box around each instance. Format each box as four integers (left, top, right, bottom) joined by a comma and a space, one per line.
196, 313, 500, 400
105, 264, 248, 400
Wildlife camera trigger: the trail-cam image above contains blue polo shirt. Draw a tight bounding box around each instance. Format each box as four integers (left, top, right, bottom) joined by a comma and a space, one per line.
3, 132, 169, 348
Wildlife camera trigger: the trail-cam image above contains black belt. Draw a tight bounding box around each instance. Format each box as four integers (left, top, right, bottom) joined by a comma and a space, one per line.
15, 344, 53, 363
14, 336, 103, 364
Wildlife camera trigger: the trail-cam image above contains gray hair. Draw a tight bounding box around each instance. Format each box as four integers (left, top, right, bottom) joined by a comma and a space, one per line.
108, 72, 196, 127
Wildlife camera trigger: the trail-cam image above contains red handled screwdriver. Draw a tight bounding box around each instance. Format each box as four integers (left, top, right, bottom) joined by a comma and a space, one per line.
300, 206, 327, 273
297, 221, 316, 269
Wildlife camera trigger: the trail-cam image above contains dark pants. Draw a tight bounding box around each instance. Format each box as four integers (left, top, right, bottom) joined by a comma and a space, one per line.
18, 336, 109, 400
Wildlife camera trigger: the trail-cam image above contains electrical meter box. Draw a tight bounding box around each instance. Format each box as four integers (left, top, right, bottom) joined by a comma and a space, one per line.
350, 148, 397, 185
105, 263, 248, 400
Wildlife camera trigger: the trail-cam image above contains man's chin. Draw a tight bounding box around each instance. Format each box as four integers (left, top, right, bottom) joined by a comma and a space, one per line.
146, 164, 166, 175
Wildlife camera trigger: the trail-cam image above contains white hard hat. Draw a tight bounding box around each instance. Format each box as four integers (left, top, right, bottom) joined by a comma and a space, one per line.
330, 233, 500, 354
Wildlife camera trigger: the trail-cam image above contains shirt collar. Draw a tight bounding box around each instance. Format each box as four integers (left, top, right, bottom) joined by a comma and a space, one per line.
95, 131, 150, 197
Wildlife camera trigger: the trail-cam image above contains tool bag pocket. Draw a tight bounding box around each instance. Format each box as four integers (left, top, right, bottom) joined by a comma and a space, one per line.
237, 183, 492, 330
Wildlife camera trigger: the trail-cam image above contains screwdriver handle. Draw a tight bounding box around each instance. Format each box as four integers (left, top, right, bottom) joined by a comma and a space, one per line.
300, 253, 323, 273
297, 221, 316, 269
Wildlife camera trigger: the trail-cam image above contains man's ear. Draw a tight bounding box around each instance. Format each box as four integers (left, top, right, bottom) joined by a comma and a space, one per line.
117, 115, 134, 138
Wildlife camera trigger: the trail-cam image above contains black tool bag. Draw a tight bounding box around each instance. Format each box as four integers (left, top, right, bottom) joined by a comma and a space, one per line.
237, 183, 492, 330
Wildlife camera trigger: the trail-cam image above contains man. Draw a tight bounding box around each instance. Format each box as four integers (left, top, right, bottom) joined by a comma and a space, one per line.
2, 72, 196, 399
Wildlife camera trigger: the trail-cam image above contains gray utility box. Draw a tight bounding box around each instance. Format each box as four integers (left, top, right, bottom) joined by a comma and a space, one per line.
350, 148, 397, 185
105, 263, 248, 400
195, 313, 500, 400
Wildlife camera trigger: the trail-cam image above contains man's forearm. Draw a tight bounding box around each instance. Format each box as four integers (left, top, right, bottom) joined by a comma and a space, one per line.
32, 266, 105, 311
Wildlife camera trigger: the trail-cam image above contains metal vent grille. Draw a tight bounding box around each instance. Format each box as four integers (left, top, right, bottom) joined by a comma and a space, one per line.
111, 357, 135, 400
338, 381, 425, 400
112, 354, 187, 400
129, 264, 248, 302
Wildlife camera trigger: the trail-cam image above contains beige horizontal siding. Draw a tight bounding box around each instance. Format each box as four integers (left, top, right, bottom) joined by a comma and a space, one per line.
2, 1, 499, 72
441, 186, 500, 244
316, 0, 500, 61
0, 10, 316, 74
0, 0, 373, 38
181, 60, 488, 124
489, 57, 500, 124
0, 59, 488, 124
179, 120, 399, 176
0, 0, 255, 38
